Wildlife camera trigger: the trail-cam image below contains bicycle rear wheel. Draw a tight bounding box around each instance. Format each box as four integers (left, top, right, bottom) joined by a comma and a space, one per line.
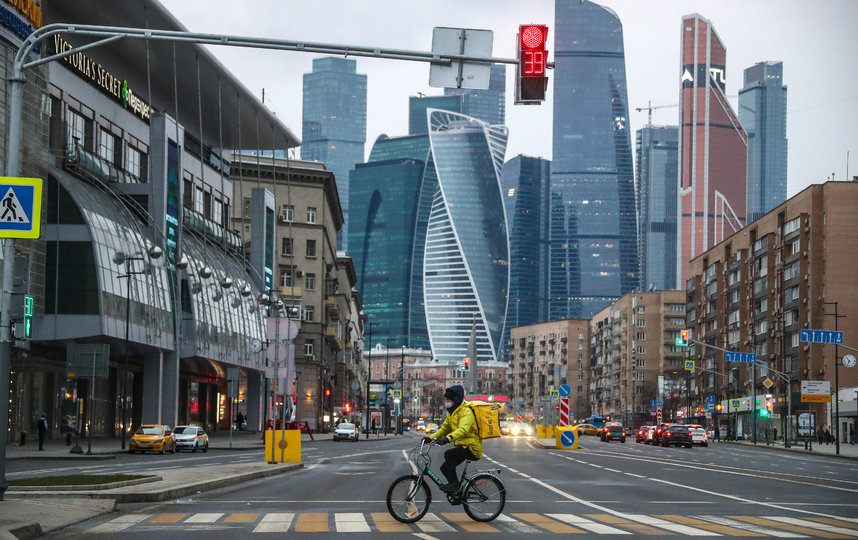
462, 473, 505, 522
386, 474, 431, 523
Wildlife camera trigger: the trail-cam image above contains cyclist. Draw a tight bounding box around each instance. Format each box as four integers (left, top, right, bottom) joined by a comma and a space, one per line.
421, 385, 482, 493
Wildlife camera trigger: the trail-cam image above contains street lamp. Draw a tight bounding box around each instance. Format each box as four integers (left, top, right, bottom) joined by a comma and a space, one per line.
113, 245, 165, 451
361, 313, 373, 437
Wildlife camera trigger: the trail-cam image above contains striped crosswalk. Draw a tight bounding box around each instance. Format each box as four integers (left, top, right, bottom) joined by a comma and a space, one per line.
86, 511, 858, 536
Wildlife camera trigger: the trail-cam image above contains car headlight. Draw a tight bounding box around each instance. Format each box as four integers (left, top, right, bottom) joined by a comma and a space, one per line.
525, 428, 532, 435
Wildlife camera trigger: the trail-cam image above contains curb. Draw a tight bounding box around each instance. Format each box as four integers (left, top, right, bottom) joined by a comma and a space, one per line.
727, 441, 858, 461
5, 454, 117, 462
5, 463, 303, 503
8, 475, 161, 492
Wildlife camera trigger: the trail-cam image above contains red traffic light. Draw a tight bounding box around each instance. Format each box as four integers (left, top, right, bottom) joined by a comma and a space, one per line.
325, 388, 331, 397
516, 24, 549, 104
464, 357, 470, 370
345, 403, 351, 413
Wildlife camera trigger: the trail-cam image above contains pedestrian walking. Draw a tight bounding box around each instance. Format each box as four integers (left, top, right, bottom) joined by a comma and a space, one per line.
824, 427, 832, 445
850, 425, 855, 445
714, 425, 721, 442
817, 427, 824, 445
37, 413, 48, 450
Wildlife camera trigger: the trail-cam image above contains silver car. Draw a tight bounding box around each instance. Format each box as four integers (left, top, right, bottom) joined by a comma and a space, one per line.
173, 425, 209, 452
333, 422, 359, 442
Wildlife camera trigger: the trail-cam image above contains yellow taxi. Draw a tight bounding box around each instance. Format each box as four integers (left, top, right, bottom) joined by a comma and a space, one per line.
575, 423, 602, 436
129, 424, 176, 454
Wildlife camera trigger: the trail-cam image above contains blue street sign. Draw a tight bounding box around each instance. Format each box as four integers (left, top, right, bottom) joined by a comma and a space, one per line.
558, 384, 571, 397
649, 400, 656, 407
559, 430, 577, 448
725, 351, 757, 364
800, 329, 844, 345
0, 177, 42, 239
707, 395, 716, 404
706, 403, 714, 412
656, 401, 663, 407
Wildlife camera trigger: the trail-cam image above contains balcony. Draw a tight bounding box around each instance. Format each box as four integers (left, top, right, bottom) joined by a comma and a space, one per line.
325, 296, 339, 315
279, 286, 303, 298
325, 326, 342, 350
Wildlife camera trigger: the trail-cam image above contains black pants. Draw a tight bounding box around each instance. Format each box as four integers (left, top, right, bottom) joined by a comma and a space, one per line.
440, 446, 477, 486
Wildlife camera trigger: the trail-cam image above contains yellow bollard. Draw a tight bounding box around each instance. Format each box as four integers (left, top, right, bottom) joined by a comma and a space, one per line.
536, 424, 545, 438
555, 426, 580, 450
546, 425, 555, 438
264, 429, 301, 462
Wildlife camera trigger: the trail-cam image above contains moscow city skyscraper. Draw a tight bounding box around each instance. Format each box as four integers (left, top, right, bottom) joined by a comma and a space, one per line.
444, 63, 506, 126
550, 0, 637, 320
677, 14, 748, 287
302, 57, 367, 251
636, 126, 679, 291
739, 61, 788, 222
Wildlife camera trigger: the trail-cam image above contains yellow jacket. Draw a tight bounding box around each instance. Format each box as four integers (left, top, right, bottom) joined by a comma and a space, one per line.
430, 401, 483, 459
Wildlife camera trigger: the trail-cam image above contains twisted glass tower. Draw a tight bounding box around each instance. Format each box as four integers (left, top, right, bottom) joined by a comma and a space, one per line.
550, 0, 637, 320
424, 110, 509, 363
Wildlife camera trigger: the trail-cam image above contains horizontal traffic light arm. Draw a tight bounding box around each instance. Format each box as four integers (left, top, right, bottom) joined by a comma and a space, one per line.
686, 338, 792, 384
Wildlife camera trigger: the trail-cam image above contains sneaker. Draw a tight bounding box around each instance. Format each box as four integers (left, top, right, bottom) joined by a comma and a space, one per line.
440, 483, 459, 494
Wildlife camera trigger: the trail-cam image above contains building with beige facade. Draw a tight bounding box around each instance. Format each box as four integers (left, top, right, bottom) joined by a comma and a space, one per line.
509, 320, 590, 421
686, 181, 858, 444
590, 292, 687, 427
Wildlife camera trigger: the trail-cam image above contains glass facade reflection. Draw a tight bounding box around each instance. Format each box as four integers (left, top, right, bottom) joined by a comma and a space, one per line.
551, 0, 637, 319
636, 126, 678, 291
425, 110, 509, 363
302, 57, 367, 250
445, 63, 506, 126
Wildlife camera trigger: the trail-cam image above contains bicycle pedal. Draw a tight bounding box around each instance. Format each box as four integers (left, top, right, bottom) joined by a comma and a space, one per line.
446, 494, 462, 506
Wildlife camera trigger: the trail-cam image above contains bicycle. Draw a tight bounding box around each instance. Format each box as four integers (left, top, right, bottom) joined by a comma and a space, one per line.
386, 440, 505, 523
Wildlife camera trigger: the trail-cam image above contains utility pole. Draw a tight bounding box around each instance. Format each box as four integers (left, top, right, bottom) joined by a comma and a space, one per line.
823, 301, 845, 456
363, 321, 373, 437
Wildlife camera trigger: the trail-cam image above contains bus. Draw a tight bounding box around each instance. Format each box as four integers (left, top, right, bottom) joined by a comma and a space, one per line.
583, 416, 609, 428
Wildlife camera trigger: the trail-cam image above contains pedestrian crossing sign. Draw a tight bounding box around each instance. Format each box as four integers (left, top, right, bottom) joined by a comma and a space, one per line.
0, 177, 42, 239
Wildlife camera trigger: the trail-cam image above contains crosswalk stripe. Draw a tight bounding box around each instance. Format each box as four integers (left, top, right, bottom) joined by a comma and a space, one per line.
729, 516, 851, 538
513, 513, 585, 534
585, 513, 675, 535
335, 513, 371, 532
625, 514, 720, 536
224, 513, 259, 523
656, 514, 765, 537
493, 513, 543, 534
89, 514, 150, 533
547, 513, 631, 535
763, 517, 858, 537
252, 513, 294, 533
295, 512, 329, 533
370, 512, 411, 533
441, 512, 499, 533
696, 515, 807, 538
185, 513, 223, 523
148, 513, 187, 523
415, 513, 456, 533
806, 518, 858, 531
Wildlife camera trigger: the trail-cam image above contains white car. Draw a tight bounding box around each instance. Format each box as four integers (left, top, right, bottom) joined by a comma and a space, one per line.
508, 422, 533, 437
173, 425, 209, 453
690, 427, 709, 447
333, 422, 359, 442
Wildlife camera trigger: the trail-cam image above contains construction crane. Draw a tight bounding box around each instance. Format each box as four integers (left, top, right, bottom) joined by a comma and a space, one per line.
635, 100, 678, 125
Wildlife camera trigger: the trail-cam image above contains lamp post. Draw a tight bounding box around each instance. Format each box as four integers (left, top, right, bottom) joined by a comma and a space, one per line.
362, 317, 373, 437
385, 338, 391, 435
823, 301, 845, 455
113, 246, 165, 450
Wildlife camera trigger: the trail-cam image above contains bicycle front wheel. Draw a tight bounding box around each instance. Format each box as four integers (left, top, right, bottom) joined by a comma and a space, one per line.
386, 474, 431, 523
462, 473, 505, 522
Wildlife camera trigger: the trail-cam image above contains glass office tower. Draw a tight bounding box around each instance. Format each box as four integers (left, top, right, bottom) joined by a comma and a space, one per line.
445, 63, 506, 126
302, 57, 367, 250
550, 0, 637, 319
739, 61, 787, 222
636, 126, 679, 291
425, 110, 509, 363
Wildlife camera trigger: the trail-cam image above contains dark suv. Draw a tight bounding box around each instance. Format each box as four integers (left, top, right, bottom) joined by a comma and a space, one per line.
601, 423, 626, 443
661, 425, 693, 448
652, 423, 672, 446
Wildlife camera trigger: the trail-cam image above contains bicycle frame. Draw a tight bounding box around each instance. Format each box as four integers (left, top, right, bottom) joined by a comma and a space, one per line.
406, 441, 498, 502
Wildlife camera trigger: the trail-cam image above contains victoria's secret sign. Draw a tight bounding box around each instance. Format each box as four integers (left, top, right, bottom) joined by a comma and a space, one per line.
51, 35, 151, 121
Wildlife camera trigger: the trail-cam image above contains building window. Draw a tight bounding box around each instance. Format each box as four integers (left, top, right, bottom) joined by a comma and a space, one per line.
243, 198, 251, 218
784, 217, 800, 235
784, 263, 800, 281
785, 285, 800, 303
281, 204, 293, 221
304, 306, 315, 322
636, 345, 646, 354
305, 273, 316, 290
791, 239, 800, 256
791, 332, 800, 348
636, 358, 645, 368
636, 319, 646, 327
636, 332, 645, 340
306, 239, 316, 257
637, 306, 645, 314
307, 207, 317, 224
98, 129, 118, 164
304, 342, 314, 357
67, 109, 87, 149
280, 267, 294, 287
281, 238, 292, 256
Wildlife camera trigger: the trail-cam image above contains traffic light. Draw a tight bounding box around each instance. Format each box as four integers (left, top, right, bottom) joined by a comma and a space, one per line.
765, 399, 773, 414
324, 388, 331, 397
515, 24, 549, 104
345, 402, 351, 413
463, 357, 470, 371
715, 403, 722, 412
676, 329, 689, 346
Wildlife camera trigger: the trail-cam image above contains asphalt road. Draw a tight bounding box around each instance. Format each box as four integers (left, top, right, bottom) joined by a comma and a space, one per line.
38, 433, 858, 538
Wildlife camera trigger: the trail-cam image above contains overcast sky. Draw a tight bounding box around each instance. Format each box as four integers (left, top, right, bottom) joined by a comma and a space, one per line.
160, 0, 857, 197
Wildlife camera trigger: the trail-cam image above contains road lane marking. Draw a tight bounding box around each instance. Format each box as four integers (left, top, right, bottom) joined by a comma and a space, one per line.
415, 513, 456, 533
584, 514, 674, 535
493, 513, 542, 533
656, 514, 764, 536
89, 514, 150, 533
729, 516, 851, 538
513, 513, 585, 533
696, 515, 806, 537
441, 512, 498, 532
763, 516, 858, 537
148, 513, 187, 523
335, 512, 371, 532
252, 513, 294, 533
295, 513, 328, 532
370, 512, 411, 532
185, 513, 223, 523
547, 513, 631, 534
806, 518, 858, 530
624, 514, 719, 536
224, 513, 259, 523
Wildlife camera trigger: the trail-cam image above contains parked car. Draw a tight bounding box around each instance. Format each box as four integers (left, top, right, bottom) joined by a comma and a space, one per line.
129, 424, 176, 454
601, 423, 626, 442
661, 425, 693, 448
690, 427, 709, 447
333, 422, 359, 442
575, 423, 601, 436
652, 423, 673, 446
173, 425, 209, 453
